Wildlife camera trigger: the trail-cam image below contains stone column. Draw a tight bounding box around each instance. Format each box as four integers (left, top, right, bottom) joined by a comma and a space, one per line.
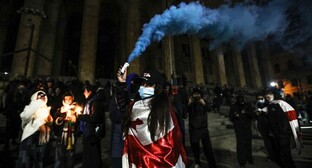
161, 1, 176, 82
162, 36, 175, 83
126, 0, 141, 74
35, 0, 62, 76
232, 43, 246, 87
0, 5, 10, 69
52, 6, 67, 76
190, 36, 204, 84
258, 41, 274, 85
78, 0, 100, 84
11, 0, 46, 78
247, 42, 262, 88
0, 26, 7, 69
213, 47, 227, 85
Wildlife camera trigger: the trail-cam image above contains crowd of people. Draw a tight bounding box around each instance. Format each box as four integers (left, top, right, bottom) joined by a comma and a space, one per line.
229, 87, 312, 168
1, 76, 111, 168
0, 69, 311, 168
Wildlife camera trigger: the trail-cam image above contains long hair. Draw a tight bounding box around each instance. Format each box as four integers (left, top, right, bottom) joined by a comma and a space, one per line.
147, 84, 171, 141
121, 83, 171, 142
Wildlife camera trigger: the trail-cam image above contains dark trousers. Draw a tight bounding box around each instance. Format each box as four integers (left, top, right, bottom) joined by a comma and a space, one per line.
111, 124, 123, 168
5, 115, 20, 145
234, 123, 253, 165
17, 132, 46, 168
111, 157, 122, 168
54, 143, 75, 168
190, 128, 216, 168
273, 133, 296, 168
257, 116, 276, 161
179, 119, 186, 147
82, 136, 102, 168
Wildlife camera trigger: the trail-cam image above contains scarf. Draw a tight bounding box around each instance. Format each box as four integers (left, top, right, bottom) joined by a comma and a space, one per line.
122, 98, 187, 167
20, 99, 52, 144
80, 96, 97, 134
272, 100, 303, 154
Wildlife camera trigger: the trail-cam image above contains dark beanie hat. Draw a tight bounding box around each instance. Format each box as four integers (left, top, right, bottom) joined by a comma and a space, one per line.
141, 70, 165, 85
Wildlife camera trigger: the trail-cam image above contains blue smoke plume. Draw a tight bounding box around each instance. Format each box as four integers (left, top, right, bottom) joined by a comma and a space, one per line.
281, 0, 312, 51
127, 0, 310, 63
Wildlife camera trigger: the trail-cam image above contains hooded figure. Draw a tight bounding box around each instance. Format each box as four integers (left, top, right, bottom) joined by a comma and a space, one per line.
20, 91, 52, 144
187, 87, 216, 168
17, 91, 53, 168
229, 95, 253, 168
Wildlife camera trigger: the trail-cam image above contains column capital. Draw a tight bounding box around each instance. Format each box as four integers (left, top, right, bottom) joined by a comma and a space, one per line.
16, 6, 47, 20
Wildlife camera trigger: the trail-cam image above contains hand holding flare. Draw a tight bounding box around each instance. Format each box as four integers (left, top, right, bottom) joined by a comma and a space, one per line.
117, 62, 128, 83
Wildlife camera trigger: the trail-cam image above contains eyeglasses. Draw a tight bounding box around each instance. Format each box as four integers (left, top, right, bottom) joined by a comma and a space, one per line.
37, 92, 46, 99
257, 98, 264, 100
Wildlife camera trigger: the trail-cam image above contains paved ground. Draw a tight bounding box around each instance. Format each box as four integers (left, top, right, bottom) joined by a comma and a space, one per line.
1, 110, 312, 168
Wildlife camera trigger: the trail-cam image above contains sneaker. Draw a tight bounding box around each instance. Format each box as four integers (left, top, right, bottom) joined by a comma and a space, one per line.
194, 164, 200, 168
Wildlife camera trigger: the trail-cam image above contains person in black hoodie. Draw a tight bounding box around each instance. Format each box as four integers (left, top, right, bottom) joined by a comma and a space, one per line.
229, 95, 253, 168
109, 73, 140, 168
254, 94, 276, 162
187, 88, 216, 168
77, 84, 106, 168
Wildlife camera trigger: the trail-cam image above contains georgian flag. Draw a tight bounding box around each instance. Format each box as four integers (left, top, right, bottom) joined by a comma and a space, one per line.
272, 100, 303, 154
122, 98, 187, 167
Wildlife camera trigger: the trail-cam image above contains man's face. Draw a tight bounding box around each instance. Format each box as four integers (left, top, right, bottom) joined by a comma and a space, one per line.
265, 93, 274, 102
84, 89, 92, 99
47, 82, 53, 88
192, 92, 200, 98
18, 84, 26, 94
64, 96, 74, 105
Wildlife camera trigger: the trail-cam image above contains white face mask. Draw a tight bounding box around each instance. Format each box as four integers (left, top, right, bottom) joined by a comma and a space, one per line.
265, 94, 274, 102
257, 99, 265, 104
138, 86, 154, 99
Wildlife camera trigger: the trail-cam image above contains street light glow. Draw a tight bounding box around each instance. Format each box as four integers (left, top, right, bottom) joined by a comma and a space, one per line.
270, 82, 276, 87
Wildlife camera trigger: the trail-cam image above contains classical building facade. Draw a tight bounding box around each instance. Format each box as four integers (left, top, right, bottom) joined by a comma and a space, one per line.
0, 0, 311, 96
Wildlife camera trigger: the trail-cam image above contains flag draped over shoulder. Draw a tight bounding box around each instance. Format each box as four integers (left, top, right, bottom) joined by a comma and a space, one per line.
122, 98, 187, 168
273, 100, 303, 154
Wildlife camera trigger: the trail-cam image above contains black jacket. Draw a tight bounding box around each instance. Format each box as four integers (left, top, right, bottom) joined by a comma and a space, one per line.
78, 94, 106, 141
267, 103, 292, 136
114, 82, 130, 116
229, 102, 253, 125
187, 99, 209, 129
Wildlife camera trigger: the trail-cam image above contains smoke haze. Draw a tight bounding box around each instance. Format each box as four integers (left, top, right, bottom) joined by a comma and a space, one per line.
127, 0, 311, 63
